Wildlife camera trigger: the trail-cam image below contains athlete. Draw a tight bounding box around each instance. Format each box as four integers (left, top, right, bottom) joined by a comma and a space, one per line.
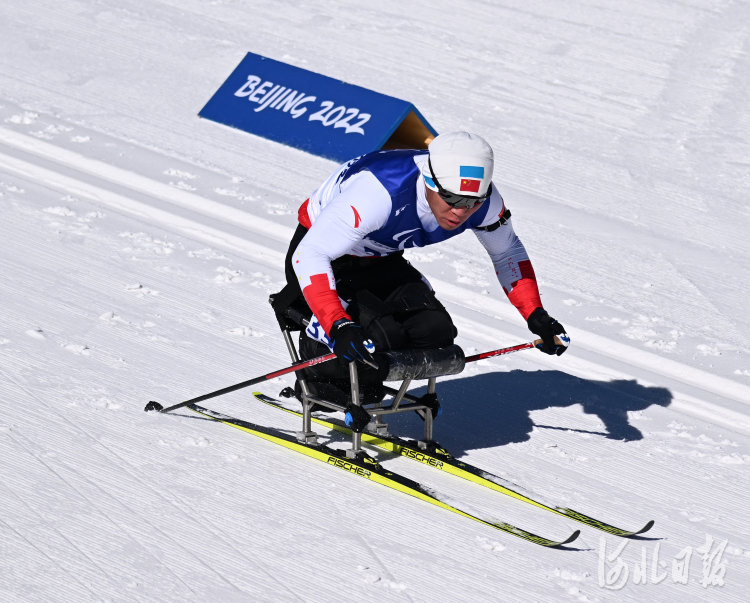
272, 131, 568, 404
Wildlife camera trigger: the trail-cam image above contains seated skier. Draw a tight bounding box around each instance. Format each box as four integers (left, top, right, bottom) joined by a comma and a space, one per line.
272, 131, 568, 406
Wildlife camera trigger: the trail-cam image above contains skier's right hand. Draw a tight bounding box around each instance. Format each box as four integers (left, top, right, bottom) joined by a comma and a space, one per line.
330, 319, 378, 369
527, 308, 570, 356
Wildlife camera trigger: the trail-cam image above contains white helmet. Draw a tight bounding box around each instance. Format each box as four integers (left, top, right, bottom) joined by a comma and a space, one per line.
422, 131, 494, 198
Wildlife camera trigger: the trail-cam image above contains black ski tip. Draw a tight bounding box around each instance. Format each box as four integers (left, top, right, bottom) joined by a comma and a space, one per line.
559, 529, 581, 546
144, 401, 164, 412
633, 520, 655, 536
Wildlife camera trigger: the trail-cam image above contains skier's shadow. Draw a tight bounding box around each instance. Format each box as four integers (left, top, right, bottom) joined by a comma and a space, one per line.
386, 369, 672, 456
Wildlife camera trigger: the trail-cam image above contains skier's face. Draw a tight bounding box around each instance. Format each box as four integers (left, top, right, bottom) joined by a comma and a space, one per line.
425, 185, 484, 230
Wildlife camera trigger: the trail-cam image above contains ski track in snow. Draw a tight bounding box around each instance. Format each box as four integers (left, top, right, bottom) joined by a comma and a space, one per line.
1, 1, 749, 601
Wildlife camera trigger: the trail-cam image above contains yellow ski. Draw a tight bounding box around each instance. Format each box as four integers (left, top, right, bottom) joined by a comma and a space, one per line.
252, 392, 654, 538
188, 403, 579, 548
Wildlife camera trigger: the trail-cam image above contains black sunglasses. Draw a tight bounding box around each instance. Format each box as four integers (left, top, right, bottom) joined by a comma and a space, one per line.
428, 158, 492, 208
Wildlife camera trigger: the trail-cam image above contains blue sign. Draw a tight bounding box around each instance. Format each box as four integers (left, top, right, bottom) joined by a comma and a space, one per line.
199, 52, 438, 162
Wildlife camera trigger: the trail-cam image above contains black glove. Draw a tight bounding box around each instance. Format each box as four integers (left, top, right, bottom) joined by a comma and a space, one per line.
527, 308, 569, 356
330, 319, 378, 369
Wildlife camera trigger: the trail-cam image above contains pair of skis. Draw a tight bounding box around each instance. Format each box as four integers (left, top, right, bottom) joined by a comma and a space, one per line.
146, 338, 653, 547
187, 402, 576, 547
182, 392, 652, 548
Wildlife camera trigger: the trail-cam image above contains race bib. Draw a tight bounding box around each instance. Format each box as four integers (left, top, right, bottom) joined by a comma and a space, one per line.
305, 315, 333, 350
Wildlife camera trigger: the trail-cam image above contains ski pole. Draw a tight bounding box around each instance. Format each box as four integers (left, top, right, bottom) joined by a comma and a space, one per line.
464, 340, 539, 363
145, 337, 560, 414
144, 352, 336, 413
464, 336, 565, 363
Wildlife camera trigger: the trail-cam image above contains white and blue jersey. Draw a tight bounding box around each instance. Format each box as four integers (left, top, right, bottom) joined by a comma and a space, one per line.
301, 150, 504, 255
293, 149, 542, 335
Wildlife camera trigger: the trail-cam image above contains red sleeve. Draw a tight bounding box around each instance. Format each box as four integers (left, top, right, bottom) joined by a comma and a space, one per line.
301, 274, 350, 335
504, 260, 543, 321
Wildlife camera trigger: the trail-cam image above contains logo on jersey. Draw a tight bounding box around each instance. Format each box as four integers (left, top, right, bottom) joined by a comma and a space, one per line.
392, 228, 419, 250
395, 204, 408, 216
393, 228, 419, 241
351, 206, 362, 228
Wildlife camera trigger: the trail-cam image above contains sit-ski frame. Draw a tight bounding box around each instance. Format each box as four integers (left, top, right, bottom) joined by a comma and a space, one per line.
281, 328, 437, 458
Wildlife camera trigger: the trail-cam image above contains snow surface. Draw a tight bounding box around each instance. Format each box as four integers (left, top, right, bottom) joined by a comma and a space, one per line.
1, 1, 749, 601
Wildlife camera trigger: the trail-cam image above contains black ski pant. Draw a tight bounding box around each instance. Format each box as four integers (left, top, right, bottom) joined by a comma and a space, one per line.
284, 225, 457, 385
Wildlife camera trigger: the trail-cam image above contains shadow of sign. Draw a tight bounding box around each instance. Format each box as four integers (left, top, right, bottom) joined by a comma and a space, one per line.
386, 369, 672, 456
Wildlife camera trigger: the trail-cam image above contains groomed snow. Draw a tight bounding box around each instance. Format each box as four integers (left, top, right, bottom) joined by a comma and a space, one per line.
0, 1, 748, 601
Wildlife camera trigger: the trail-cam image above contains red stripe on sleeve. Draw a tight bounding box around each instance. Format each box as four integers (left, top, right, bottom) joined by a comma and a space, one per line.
298, 199, 312, 229
302, 273, 350, 334
505, 260, 542, 320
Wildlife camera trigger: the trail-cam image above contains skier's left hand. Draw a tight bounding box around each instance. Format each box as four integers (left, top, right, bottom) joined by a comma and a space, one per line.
527, 308, 570, 356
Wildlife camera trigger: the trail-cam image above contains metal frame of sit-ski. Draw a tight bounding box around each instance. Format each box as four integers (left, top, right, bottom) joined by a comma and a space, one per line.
279, 323, 440, 459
